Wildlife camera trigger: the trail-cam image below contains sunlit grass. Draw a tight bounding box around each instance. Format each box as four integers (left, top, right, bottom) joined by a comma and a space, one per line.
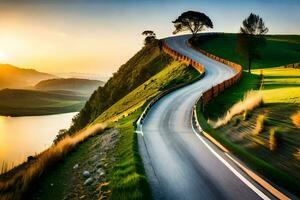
93, 61, 199, 124
253, 115, 266, 136
211, 91, 263, 128
252, 68, 300, 103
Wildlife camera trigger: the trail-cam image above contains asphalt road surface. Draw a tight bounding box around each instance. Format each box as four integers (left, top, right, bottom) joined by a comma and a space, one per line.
138, 34, 280, 200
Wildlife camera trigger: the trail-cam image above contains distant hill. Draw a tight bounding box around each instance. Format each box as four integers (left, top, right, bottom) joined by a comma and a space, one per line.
35, 78, 104, 95
0, 88, 87, 116
0, 64, 56, 89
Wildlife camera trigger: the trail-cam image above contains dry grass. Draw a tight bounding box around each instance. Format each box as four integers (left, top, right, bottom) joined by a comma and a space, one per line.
0, 123, 106, 200
291, 110, 300, 128
269, 128, 282, 151
294, 149, 300, 160
253, 115, 266, 136
211, 91, 263, 128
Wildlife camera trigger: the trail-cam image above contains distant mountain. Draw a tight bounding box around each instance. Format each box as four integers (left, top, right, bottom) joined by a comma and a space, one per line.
35, 78, 104, 95
0, 64, 56, 89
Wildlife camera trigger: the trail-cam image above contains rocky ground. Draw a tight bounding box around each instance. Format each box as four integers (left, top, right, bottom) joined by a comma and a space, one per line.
29, 128, 119, 200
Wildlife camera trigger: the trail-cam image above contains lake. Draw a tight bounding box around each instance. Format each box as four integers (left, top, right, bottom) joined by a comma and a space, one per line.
0, 112, 77, 172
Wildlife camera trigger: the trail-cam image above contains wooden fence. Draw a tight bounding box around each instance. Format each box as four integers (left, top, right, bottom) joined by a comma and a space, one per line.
162, 39, 243, 106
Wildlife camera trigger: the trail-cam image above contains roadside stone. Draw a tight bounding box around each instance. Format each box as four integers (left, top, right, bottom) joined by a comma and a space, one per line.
73, 164, 79, 169
84, 177, 93, 185
96, 162, 102, 168
96, 168, 105, 176
83, 170, 90, 178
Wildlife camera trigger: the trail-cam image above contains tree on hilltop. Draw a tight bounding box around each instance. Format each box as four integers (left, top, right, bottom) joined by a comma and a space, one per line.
236, 13, 269, 73
172, 11, 213, 38
142, 30, 156, 45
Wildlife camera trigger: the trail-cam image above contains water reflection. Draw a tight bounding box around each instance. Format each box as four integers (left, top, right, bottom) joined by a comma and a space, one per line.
0, 112, 76, 172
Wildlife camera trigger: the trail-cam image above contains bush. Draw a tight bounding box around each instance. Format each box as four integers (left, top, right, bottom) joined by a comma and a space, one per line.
269, 128, 282, 151
253, 114, 265, 135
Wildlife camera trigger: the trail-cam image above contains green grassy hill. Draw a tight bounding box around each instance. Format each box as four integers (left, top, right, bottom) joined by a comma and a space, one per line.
0, 64, 56, 89
192, 33, 300, 69
35, 78, 104, 95
68, 41, 172, 133
0, 89, 87, 116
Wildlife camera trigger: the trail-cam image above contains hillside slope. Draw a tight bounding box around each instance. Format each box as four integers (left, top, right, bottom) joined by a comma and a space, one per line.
68, 41, 172, 133
35, 78, 104, 95
0, 64, 56, 89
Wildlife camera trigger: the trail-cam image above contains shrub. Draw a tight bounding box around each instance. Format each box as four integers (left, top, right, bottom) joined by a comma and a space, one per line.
253, 114, 265, 135
269, 128, 282, 151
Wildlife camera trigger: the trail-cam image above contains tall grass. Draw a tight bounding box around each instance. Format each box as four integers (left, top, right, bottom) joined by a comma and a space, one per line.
0, 123, 106, 200
212, 91, 263, 128
269, 128, 282, 151
253, 115, 266, 136
291, 110, 300, 128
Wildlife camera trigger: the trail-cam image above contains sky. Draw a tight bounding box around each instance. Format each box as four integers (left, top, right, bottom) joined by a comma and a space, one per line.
0, 0, 299, 76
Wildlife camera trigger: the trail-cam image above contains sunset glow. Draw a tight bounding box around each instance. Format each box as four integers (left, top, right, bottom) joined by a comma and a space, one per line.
0, 51, 8, 61
0, 0, 299, 75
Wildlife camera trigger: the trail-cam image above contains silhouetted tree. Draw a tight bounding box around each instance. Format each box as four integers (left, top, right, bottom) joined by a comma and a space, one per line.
142, 30, 156, 45
172, 11, 213, 38
236, 13, 268, 73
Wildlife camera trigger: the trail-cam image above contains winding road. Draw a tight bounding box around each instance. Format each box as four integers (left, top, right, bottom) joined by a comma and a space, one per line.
138, 35, 284, 200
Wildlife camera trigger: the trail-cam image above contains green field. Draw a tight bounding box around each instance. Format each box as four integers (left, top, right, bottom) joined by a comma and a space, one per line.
192, 34, 300, 69
0, 89, 87, 116
193, 34, 300, 195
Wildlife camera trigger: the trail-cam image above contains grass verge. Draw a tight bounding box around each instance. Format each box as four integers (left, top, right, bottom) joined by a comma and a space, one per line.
109, 108, 152, 200
196, 106, 300, 196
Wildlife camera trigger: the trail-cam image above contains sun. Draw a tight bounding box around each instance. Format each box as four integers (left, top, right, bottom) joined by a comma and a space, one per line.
0, 51, 8, 62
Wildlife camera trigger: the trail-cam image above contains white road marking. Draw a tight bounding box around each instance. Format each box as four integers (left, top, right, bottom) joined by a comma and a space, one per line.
190, 117, 271, 200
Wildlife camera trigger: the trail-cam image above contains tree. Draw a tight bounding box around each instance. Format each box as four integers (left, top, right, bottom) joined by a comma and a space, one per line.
142, 30, 156, 45
172, 11, 213, 38
236, 13, 268, 73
